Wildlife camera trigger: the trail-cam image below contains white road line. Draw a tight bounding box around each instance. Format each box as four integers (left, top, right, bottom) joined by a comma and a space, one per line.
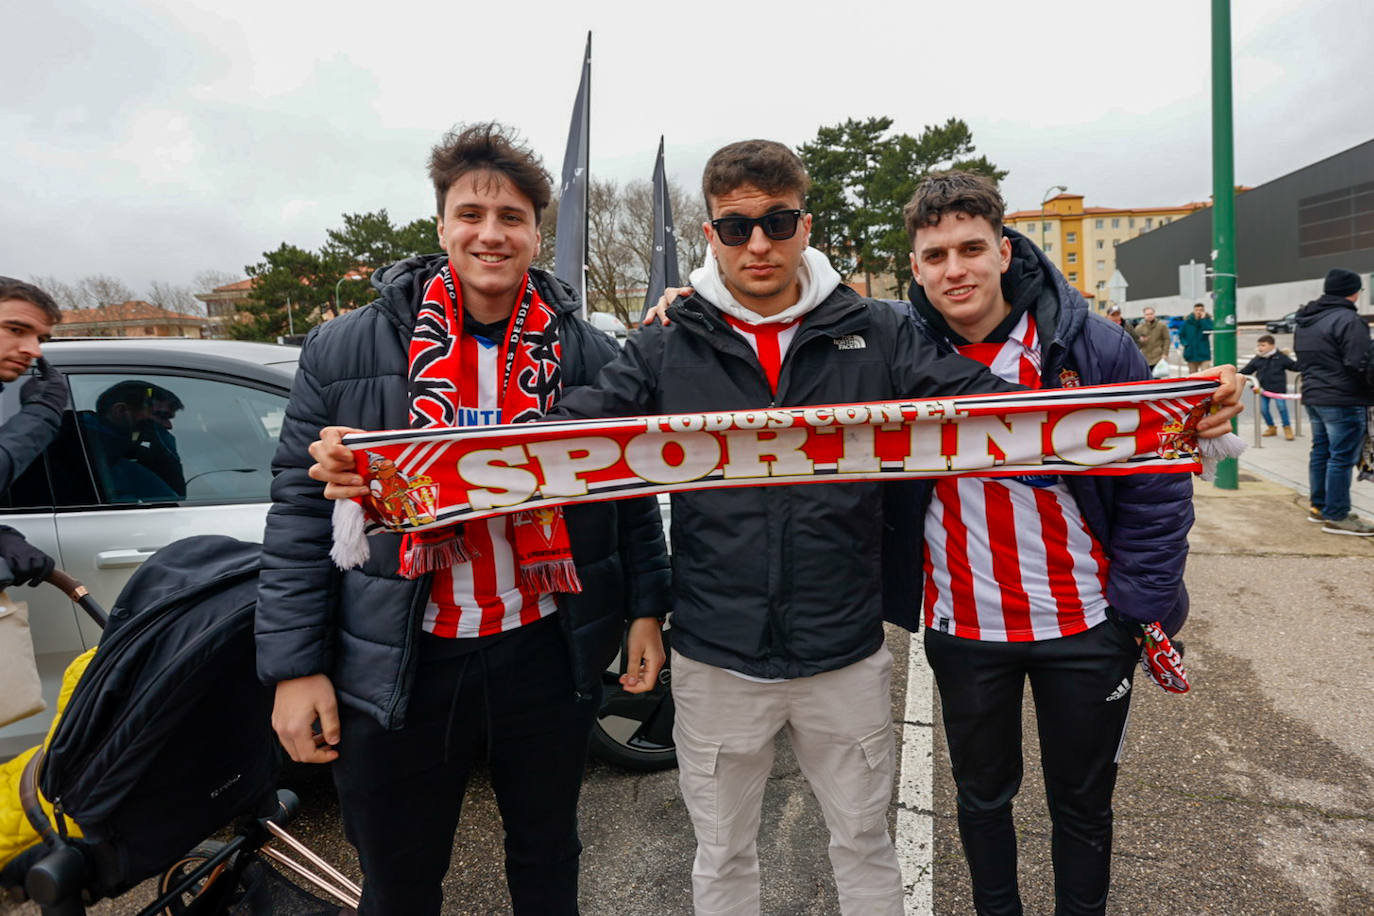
899, 632, 935, 915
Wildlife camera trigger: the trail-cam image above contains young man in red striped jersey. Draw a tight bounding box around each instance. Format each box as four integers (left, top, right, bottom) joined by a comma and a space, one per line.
256, 123, 670, 915
902, 171, 1191, 915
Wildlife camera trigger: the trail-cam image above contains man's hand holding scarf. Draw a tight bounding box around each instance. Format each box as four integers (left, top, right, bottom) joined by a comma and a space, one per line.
310, 426, 368, 500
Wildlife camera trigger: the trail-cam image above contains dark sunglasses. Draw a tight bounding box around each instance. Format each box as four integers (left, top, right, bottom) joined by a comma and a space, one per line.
710, 209, 804, 246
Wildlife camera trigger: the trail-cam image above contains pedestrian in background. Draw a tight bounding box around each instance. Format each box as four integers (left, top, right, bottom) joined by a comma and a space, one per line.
1134, 306, 1171, 371
1105, 304, 1125, 326
1180, 302, 1213, 372
1240, 333, 1299, 439
1294, 268, 1374, 536
0, 279, 67, 586
0, 278, 67, 729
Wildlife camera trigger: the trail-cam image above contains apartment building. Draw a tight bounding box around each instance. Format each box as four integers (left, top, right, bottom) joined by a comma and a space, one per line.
1005, 194, 1209, 307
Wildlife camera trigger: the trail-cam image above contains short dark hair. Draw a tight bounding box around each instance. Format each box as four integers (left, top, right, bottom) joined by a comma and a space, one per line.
903, 171, 1005, 241
96, 379, 157, 418
0, 277, 62, 324
701, 140, 810, 216
428, 122, 552, 220
1257, 334, 1275, 345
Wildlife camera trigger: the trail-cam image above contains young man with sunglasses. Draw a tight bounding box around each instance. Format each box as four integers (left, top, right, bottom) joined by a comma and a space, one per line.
544, 139, 1032, 915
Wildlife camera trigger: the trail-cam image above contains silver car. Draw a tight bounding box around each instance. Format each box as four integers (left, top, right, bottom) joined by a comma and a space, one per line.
0, 336, 677, 770
0, 338, 297, 757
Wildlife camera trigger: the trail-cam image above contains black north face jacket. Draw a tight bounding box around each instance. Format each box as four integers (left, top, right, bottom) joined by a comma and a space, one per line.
1294, 293, 1374, 406
255, 256, 670, 729
551, 285, 1012, 680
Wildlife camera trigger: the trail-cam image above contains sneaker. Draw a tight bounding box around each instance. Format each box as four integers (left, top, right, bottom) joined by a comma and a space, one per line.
1283, 426, 1294, 440
1262, 426, 1277, 437
1322, 514, 1374, 536
1307, 506, 1325, 523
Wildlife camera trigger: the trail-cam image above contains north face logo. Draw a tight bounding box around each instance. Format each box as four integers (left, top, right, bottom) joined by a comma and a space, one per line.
834, 335, 866, 351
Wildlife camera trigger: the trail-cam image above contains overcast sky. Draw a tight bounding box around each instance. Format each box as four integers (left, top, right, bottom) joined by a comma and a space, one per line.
4, 0, 1371, 295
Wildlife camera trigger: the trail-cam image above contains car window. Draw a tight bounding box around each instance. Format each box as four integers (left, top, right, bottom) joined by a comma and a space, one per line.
0, 382, 58, 510
66, 373, 287, 506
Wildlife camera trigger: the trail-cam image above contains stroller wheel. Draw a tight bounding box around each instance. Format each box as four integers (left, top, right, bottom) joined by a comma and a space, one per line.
158, 841, 235, 916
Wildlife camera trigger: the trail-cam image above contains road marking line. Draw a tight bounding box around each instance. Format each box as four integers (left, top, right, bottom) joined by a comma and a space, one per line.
899, 632, 934, 915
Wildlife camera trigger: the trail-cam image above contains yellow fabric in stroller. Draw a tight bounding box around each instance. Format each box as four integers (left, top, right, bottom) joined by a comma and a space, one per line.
0, 648, 95, 869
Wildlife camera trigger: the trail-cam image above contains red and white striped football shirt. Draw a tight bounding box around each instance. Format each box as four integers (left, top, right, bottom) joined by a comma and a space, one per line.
922, 312, 1110, 641
721, 314, 802, 393
423, 330, 556, 639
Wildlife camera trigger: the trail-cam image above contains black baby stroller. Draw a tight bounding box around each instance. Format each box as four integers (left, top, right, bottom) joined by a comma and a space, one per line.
0, 535, 360, 915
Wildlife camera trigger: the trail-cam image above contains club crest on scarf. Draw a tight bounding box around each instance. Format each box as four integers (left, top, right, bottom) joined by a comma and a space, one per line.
394, 262, 580, 592
364, 452, 438, 529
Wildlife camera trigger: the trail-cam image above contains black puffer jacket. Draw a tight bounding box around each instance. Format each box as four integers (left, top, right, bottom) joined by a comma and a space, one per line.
255, 256, 671, 728
0, 380, 61, 494
1294, 294, 1374, 406
551, 285, 1013, 679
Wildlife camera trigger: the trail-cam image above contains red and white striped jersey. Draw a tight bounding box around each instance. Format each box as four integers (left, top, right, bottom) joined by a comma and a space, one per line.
423, 331, 556, 639
721, 314, 802, 393
922, 312, 1110, 642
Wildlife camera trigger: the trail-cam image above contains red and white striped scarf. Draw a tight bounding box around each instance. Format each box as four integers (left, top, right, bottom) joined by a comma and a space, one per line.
394, 262, 580, 594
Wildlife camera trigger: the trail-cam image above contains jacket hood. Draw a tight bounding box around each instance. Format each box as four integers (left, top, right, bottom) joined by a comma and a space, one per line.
1296, 293, 1358, 327
907, 227, 1089, 353
367, 255, 584, 333
688, 246, 843, 325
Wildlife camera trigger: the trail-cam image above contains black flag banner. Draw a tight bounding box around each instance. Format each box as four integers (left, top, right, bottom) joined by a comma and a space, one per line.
554, 33, 591, 310
643, 135, 681, 318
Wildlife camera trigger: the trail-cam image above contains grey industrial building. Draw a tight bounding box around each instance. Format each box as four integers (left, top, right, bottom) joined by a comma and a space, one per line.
1116, 138, 1374, 322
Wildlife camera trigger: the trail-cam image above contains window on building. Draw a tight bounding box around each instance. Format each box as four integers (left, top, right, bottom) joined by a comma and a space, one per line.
1068, 272, 1078, 282
1044, 242, 1053, 253
1145, 217, 1154, 229
1128, 218, 1136, 228
1297, 182, 1374, 257
1067, 252, 1077, 264
1096, 239, 1104, 249
1066, 231, 1077, 243
1111, 218, 1120, 228
1097, 280, 1106, 290
1042, 221, 1052, 232
1096, 260, 1106, 271
1095, 219, 1104, 229
1163, 217, 1171, 224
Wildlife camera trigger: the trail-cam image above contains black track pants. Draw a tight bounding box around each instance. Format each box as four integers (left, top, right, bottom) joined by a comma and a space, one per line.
924, 618, 1140, 916
332, 615, 600, 916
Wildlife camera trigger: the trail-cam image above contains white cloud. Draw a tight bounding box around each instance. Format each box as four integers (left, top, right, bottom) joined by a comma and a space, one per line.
3, 0, 1369, 291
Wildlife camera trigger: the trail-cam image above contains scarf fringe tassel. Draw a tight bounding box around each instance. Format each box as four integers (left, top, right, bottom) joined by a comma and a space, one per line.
1197, 432, 1247, 482
520, 560, 583, 595
399, 536, 476, 579
330, 500, 371, 570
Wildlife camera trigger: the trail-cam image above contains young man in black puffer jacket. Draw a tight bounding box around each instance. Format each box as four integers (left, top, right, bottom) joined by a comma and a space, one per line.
256, 123, 670, 915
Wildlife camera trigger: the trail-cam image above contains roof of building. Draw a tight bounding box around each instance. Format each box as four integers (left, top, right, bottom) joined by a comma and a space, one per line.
210, 278, 257, 293
1007, 201, 1210, 220
59, 300, 205, 325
